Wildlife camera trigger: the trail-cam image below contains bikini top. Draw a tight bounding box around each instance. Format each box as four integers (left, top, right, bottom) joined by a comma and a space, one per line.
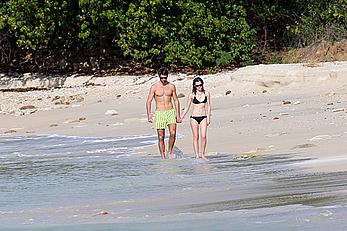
193, 94, 207, 104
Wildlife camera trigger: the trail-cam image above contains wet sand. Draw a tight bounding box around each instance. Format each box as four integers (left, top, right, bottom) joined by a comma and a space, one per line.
1, 135, 347, 228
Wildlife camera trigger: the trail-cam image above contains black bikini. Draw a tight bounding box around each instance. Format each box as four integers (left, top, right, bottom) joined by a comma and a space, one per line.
190, 115, 207, 124
192, 95, 207, 104
191, 94, 207, 124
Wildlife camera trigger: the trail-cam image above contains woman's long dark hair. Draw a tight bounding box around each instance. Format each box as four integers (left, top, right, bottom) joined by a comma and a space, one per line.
192, 77, 205, 94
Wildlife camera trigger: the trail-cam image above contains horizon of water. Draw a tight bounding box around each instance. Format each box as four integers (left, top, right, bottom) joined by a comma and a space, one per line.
1, 134, 347, 230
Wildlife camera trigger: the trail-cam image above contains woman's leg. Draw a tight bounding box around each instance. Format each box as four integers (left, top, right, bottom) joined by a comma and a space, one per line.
200, 118, 208, 159
190, 118, 200, 158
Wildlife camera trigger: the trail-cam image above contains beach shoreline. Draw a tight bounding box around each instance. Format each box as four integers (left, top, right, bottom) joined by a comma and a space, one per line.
1, 62, 347, 172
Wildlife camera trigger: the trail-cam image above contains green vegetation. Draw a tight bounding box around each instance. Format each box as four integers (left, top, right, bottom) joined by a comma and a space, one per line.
0, 0, 346, 73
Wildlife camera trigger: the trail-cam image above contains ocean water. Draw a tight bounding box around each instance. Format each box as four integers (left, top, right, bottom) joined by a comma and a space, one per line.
0, 134, 347, 231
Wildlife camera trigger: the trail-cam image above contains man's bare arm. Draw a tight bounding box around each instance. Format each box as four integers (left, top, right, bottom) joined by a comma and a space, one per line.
172, 84, 181, 122
146, 85, 155, 123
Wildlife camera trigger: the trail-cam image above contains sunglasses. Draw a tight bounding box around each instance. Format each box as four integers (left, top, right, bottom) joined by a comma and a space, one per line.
160, 76, 168, 79
195, 84, 203, 87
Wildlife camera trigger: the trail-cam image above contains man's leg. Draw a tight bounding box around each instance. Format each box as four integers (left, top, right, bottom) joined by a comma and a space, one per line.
167, 123, 177, 159
157, 129, 166, 159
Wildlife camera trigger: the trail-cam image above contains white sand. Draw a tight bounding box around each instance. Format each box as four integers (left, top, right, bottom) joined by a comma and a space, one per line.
1, 61, 347, 172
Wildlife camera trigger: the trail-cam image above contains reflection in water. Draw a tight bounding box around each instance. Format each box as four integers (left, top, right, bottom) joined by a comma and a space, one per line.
0, 135, 347, 230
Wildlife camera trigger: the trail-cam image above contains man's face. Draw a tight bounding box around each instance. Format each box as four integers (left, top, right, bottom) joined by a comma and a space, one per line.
159, 75, 168, 84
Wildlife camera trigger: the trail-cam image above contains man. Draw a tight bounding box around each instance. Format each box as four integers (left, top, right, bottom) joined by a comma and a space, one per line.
146, 67, 181, 159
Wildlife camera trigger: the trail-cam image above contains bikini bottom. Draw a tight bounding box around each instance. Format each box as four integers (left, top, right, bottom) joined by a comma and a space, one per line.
190, 115, 207, 124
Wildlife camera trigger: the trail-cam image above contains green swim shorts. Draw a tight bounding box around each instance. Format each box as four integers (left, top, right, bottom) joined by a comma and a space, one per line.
155, 109, 176, 129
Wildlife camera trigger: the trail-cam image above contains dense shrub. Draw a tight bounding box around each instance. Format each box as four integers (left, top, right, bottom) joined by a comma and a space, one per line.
0, 0, 345, 72
118, 0, 256, 68
288, 0, 347, 47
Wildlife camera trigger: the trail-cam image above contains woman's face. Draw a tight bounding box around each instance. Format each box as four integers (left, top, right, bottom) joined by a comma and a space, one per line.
195, 82, 203, 91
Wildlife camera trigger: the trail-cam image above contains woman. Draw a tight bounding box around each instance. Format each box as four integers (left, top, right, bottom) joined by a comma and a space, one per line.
181, 77, 211, 159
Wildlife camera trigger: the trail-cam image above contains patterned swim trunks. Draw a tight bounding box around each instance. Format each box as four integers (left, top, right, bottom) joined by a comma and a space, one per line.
155, 109, 176, 129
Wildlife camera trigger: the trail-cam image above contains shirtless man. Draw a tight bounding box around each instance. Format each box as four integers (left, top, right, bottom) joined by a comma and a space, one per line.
146, 67, 181, 159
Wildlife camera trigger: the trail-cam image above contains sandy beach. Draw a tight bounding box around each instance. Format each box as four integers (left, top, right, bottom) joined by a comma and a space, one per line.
2, 62, 347, 229
2, 62, 347, 172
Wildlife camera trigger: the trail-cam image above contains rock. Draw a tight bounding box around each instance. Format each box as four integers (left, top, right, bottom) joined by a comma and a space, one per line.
95, 210, 109, 216
291, 143, 317, 149
332, 108, 344, 112
105, 110, 118, 116
25, 131, 35, 134
4, 129, 17, 134
262, 90, 267, 93
327, 91, 335, 96
273, 117, 280, 120
282, 100, 291, 105
83, 81, 102, 87
49, 124, 59, 127
52, 95, 60, 101
236, 154, 257, 160
225, 90, 232, 95
327, 102, 333, 105
116, 94, 121, 98
52, 95, 84, 105
19, 105, 36, 110
279, 112, 289, 116
293, 100, 301, 105
177, 93, 185, 98
13, 111, 25, 116
63, 119, 81, 123
28, 109, 38, 114
78, 117, 86, 121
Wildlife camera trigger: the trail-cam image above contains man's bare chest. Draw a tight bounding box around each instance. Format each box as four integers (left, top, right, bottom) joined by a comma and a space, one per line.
154, 87, 173, 97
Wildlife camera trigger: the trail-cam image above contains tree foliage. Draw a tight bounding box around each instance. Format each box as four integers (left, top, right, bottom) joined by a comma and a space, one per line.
0, 0, 346, 72
288, 0, 347, 46
118, 0, 255, 67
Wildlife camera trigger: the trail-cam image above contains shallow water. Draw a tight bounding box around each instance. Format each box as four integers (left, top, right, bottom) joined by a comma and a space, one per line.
0, 134, 347, 230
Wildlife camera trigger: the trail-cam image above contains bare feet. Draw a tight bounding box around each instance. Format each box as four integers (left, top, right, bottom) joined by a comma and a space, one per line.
161, 153, 166, 159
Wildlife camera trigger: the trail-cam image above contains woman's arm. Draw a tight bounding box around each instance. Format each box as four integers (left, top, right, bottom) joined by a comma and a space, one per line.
181, 93, 193, 120
206, 92, 211, 125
